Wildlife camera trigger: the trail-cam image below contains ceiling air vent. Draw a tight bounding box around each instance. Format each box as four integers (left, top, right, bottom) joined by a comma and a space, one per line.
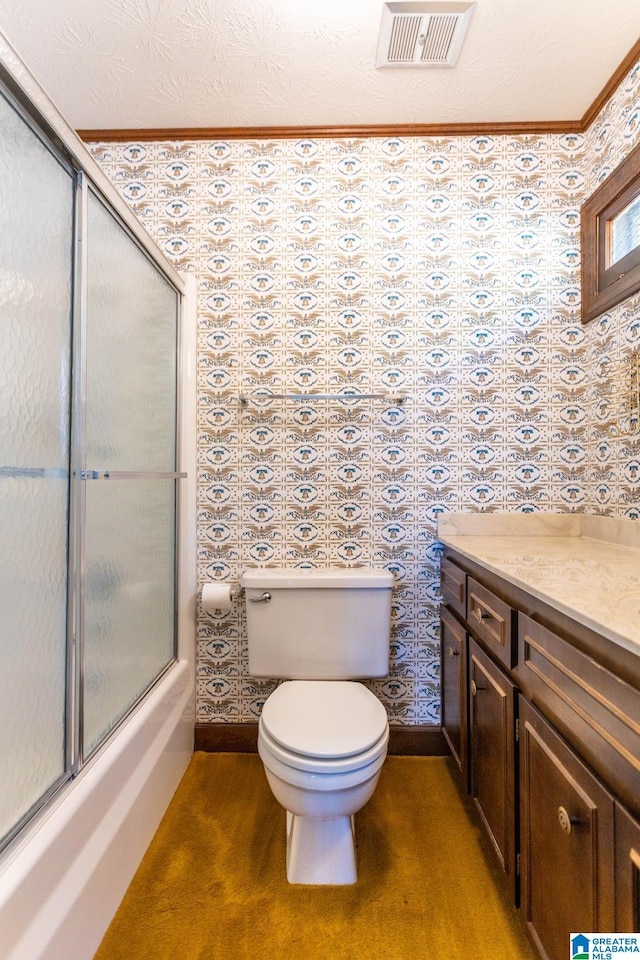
376, 1, 476, 68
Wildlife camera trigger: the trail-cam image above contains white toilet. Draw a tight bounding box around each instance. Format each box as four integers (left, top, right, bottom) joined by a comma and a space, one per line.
241, 567, 393, 885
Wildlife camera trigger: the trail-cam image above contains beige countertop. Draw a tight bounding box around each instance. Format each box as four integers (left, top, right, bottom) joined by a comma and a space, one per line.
437, 513, 640, 658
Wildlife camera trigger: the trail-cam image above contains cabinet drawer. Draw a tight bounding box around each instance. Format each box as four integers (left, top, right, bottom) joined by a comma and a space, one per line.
467, 577, 516, 669
517, 612, 640, 821
440, 556, 466, 617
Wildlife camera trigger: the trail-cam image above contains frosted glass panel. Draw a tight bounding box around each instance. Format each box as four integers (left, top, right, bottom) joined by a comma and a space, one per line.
83, 193, 179, 756
0, 91, 72, 841
83, 481, 175, 755
86, 193, 178, 472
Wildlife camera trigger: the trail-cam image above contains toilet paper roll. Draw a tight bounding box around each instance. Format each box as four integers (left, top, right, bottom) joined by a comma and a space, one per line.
202, 583, 234, 614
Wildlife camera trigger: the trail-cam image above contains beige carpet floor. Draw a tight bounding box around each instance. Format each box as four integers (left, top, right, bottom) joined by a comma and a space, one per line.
94, 753, 538, 960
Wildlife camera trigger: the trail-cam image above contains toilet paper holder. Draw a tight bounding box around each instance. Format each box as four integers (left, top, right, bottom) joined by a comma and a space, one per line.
200, 583, 271, 612
201, 582, 244, 614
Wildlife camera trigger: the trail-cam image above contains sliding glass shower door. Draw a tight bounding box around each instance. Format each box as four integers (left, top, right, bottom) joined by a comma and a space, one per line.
0, 78, 183, 851
82, 192, 179, 757
0, 88, 74, 843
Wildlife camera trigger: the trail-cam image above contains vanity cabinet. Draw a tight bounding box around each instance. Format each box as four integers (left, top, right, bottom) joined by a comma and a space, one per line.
439, 545, 640, 960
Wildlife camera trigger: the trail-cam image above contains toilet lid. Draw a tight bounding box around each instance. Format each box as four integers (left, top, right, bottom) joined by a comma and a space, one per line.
260, 681, 388, 759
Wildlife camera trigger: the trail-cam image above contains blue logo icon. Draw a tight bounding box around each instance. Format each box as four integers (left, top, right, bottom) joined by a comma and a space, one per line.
572, 934, 590, 960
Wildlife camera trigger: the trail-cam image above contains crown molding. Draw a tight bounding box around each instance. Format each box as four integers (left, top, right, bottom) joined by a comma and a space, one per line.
580, 35, 640, 130
77, 119, 580, 142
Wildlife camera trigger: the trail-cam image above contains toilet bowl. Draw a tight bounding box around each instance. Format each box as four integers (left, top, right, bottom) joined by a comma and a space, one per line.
242, 566, 394, 884
257, 680, 389, 884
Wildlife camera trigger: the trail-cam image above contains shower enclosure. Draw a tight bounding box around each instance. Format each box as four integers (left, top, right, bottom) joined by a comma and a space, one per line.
0, 31, 195, 960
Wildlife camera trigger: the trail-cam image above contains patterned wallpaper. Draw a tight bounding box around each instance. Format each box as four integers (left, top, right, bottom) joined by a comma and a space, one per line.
89, 51, 640, 726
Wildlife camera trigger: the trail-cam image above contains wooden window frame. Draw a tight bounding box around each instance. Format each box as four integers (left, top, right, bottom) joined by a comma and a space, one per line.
581, 139, 640, 324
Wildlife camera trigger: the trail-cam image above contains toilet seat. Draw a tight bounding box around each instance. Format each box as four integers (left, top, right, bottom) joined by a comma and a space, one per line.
259, 720, 389, 776
259, 680, 389, 775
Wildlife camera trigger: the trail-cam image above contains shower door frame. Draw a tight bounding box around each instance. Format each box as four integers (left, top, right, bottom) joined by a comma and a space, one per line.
0, 70, 77, 851
71, 175, 186, 772
0, 43, 191, 852
0, 30, 195, 959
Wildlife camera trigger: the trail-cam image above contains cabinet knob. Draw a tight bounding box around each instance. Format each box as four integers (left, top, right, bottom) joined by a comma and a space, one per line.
448, 646, 460, 660
470, 679, 484, 696
557, 805, 581, 836
473, 606, 490, 622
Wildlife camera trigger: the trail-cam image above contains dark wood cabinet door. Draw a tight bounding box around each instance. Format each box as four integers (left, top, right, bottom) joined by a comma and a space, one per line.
519, 698, 615, 960
615, 802, 640, 931
441, 606, 468, 788
469, 638, 517, 899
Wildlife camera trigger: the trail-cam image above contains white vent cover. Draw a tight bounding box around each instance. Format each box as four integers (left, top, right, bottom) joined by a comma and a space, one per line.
376, 1, 476, 68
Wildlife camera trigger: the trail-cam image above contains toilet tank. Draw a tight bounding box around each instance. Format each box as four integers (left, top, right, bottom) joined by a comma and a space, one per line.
242, 567, 393, 679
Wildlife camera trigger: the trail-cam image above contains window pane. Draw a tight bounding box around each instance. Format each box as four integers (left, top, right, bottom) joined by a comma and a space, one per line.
611, 193, 640, 265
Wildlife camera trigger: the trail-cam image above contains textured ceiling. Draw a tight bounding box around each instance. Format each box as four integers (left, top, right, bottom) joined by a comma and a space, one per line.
0, 0, 639, 130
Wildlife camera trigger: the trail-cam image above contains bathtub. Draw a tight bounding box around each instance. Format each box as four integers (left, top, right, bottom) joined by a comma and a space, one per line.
0, 657, 194, 960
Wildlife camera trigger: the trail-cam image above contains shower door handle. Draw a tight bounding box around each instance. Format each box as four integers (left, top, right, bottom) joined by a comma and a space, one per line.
80, 470, 187, 480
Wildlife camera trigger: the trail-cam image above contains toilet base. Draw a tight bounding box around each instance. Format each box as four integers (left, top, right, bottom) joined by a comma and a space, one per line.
286, 811, 357, 885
